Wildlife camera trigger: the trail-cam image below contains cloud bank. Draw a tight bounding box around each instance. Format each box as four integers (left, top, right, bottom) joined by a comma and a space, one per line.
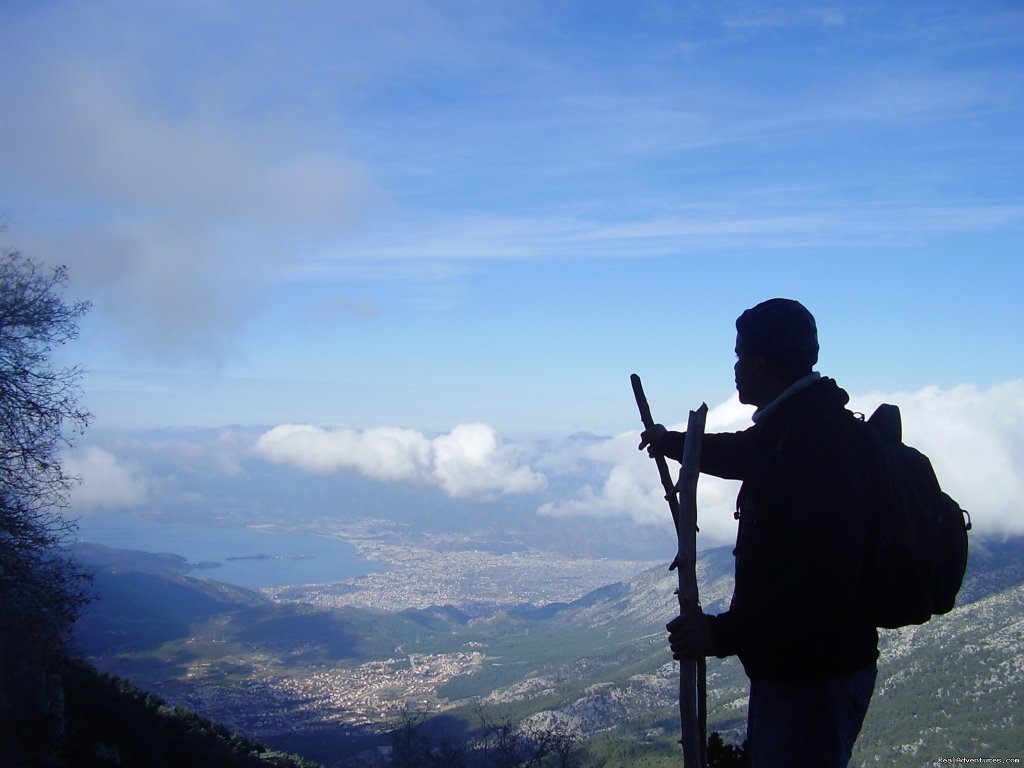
254, 422, 546, 499
537, 398, 752, 546
247, 380, 1024, 545
541, 381, 1024, 546
848, 381, 1024, 540
62, 381, 1024, 544
64, 446, 149, 511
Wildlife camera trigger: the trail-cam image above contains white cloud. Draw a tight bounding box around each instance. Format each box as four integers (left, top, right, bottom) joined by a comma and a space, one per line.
537, 424, 744, 548
432, 424, 546, 498
850, 381, 1024, 540
54, 381, 1024, 544
541, 381, 1024, 545
2, 26, 369, 364
63, 446, 148, 512
254, 422, 546, 499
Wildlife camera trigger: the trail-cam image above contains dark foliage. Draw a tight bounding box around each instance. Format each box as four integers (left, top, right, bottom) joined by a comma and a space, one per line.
707, 731, 748, 768
382, 711, 750, 768
0, 245, 92, 764
60, 659, 320, 768
385, 707, 583, 768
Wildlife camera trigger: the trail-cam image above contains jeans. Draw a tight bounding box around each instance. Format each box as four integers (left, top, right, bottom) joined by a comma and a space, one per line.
746, 663, 877, 768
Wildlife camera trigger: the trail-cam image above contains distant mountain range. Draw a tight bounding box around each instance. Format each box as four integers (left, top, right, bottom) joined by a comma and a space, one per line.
72, 535, 1024, 767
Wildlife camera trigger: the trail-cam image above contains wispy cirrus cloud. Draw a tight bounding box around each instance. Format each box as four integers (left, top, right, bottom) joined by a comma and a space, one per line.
2, 0, 1021, 383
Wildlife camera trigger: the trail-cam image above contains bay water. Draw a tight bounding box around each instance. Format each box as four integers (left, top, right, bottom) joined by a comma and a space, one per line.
75, 513, 383, 589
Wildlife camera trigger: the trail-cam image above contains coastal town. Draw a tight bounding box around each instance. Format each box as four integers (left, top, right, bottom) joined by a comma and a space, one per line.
260, 531, 661, 614
178, 647, 488, 735
125, 531, 662, 742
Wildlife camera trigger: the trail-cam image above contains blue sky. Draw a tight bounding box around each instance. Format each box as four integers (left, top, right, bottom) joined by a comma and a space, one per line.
3, 0, 1022, 435
3, 1, 1024, 542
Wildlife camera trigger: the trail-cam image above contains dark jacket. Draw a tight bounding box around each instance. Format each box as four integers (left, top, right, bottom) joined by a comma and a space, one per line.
670, 378, 879, 680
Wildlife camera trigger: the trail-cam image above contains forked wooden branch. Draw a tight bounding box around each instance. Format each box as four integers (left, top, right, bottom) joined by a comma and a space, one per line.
677, 402, 708, 768
630, 374, 708, 768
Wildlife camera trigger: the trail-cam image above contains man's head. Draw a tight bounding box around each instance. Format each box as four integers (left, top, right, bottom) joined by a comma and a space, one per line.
733, 298, 818, 407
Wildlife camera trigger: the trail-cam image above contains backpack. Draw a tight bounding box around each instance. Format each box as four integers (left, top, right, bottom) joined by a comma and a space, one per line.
861, 404, 972, 629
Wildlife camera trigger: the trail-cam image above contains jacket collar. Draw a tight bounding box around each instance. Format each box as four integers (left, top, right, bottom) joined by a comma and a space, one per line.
752, 372, 822, 424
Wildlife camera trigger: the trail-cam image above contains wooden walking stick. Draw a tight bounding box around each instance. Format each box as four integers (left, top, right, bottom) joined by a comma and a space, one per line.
631, 374, 708, 768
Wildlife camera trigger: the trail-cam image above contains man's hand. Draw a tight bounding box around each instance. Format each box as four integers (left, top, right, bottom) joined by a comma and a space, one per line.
638, 423, 668, 455
666, 612, 716, 660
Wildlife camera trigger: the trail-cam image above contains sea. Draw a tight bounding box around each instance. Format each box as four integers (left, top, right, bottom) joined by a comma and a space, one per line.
74, 513, 384, 589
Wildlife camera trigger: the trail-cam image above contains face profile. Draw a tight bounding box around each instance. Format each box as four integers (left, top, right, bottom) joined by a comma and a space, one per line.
733, 336, 765, 407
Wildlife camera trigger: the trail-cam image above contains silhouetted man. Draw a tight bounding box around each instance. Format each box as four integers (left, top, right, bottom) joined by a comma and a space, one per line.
640, 298, 878, 767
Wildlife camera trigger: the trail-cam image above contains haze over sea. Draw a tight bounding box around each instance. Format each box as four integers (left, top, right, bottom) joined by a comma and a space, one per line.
75, 514, 382, 589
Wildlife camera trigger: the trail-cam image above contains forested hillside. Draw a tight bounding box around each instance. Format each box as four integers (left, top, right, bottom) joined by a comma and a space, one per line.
57, 660, 318, 768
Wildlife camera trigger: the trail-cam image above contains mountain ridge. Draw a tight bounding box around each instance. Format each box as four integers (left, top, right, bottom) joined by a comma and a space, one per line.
71, 535, 1024, 766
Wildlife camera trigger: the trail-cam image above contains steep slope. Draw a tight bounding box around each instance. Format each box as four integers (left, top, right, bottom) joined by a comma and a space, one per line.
556, 544, 737, 630
857, 583, 1024, 765
457, 537, 1024, 763
61, 660, 320, 768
